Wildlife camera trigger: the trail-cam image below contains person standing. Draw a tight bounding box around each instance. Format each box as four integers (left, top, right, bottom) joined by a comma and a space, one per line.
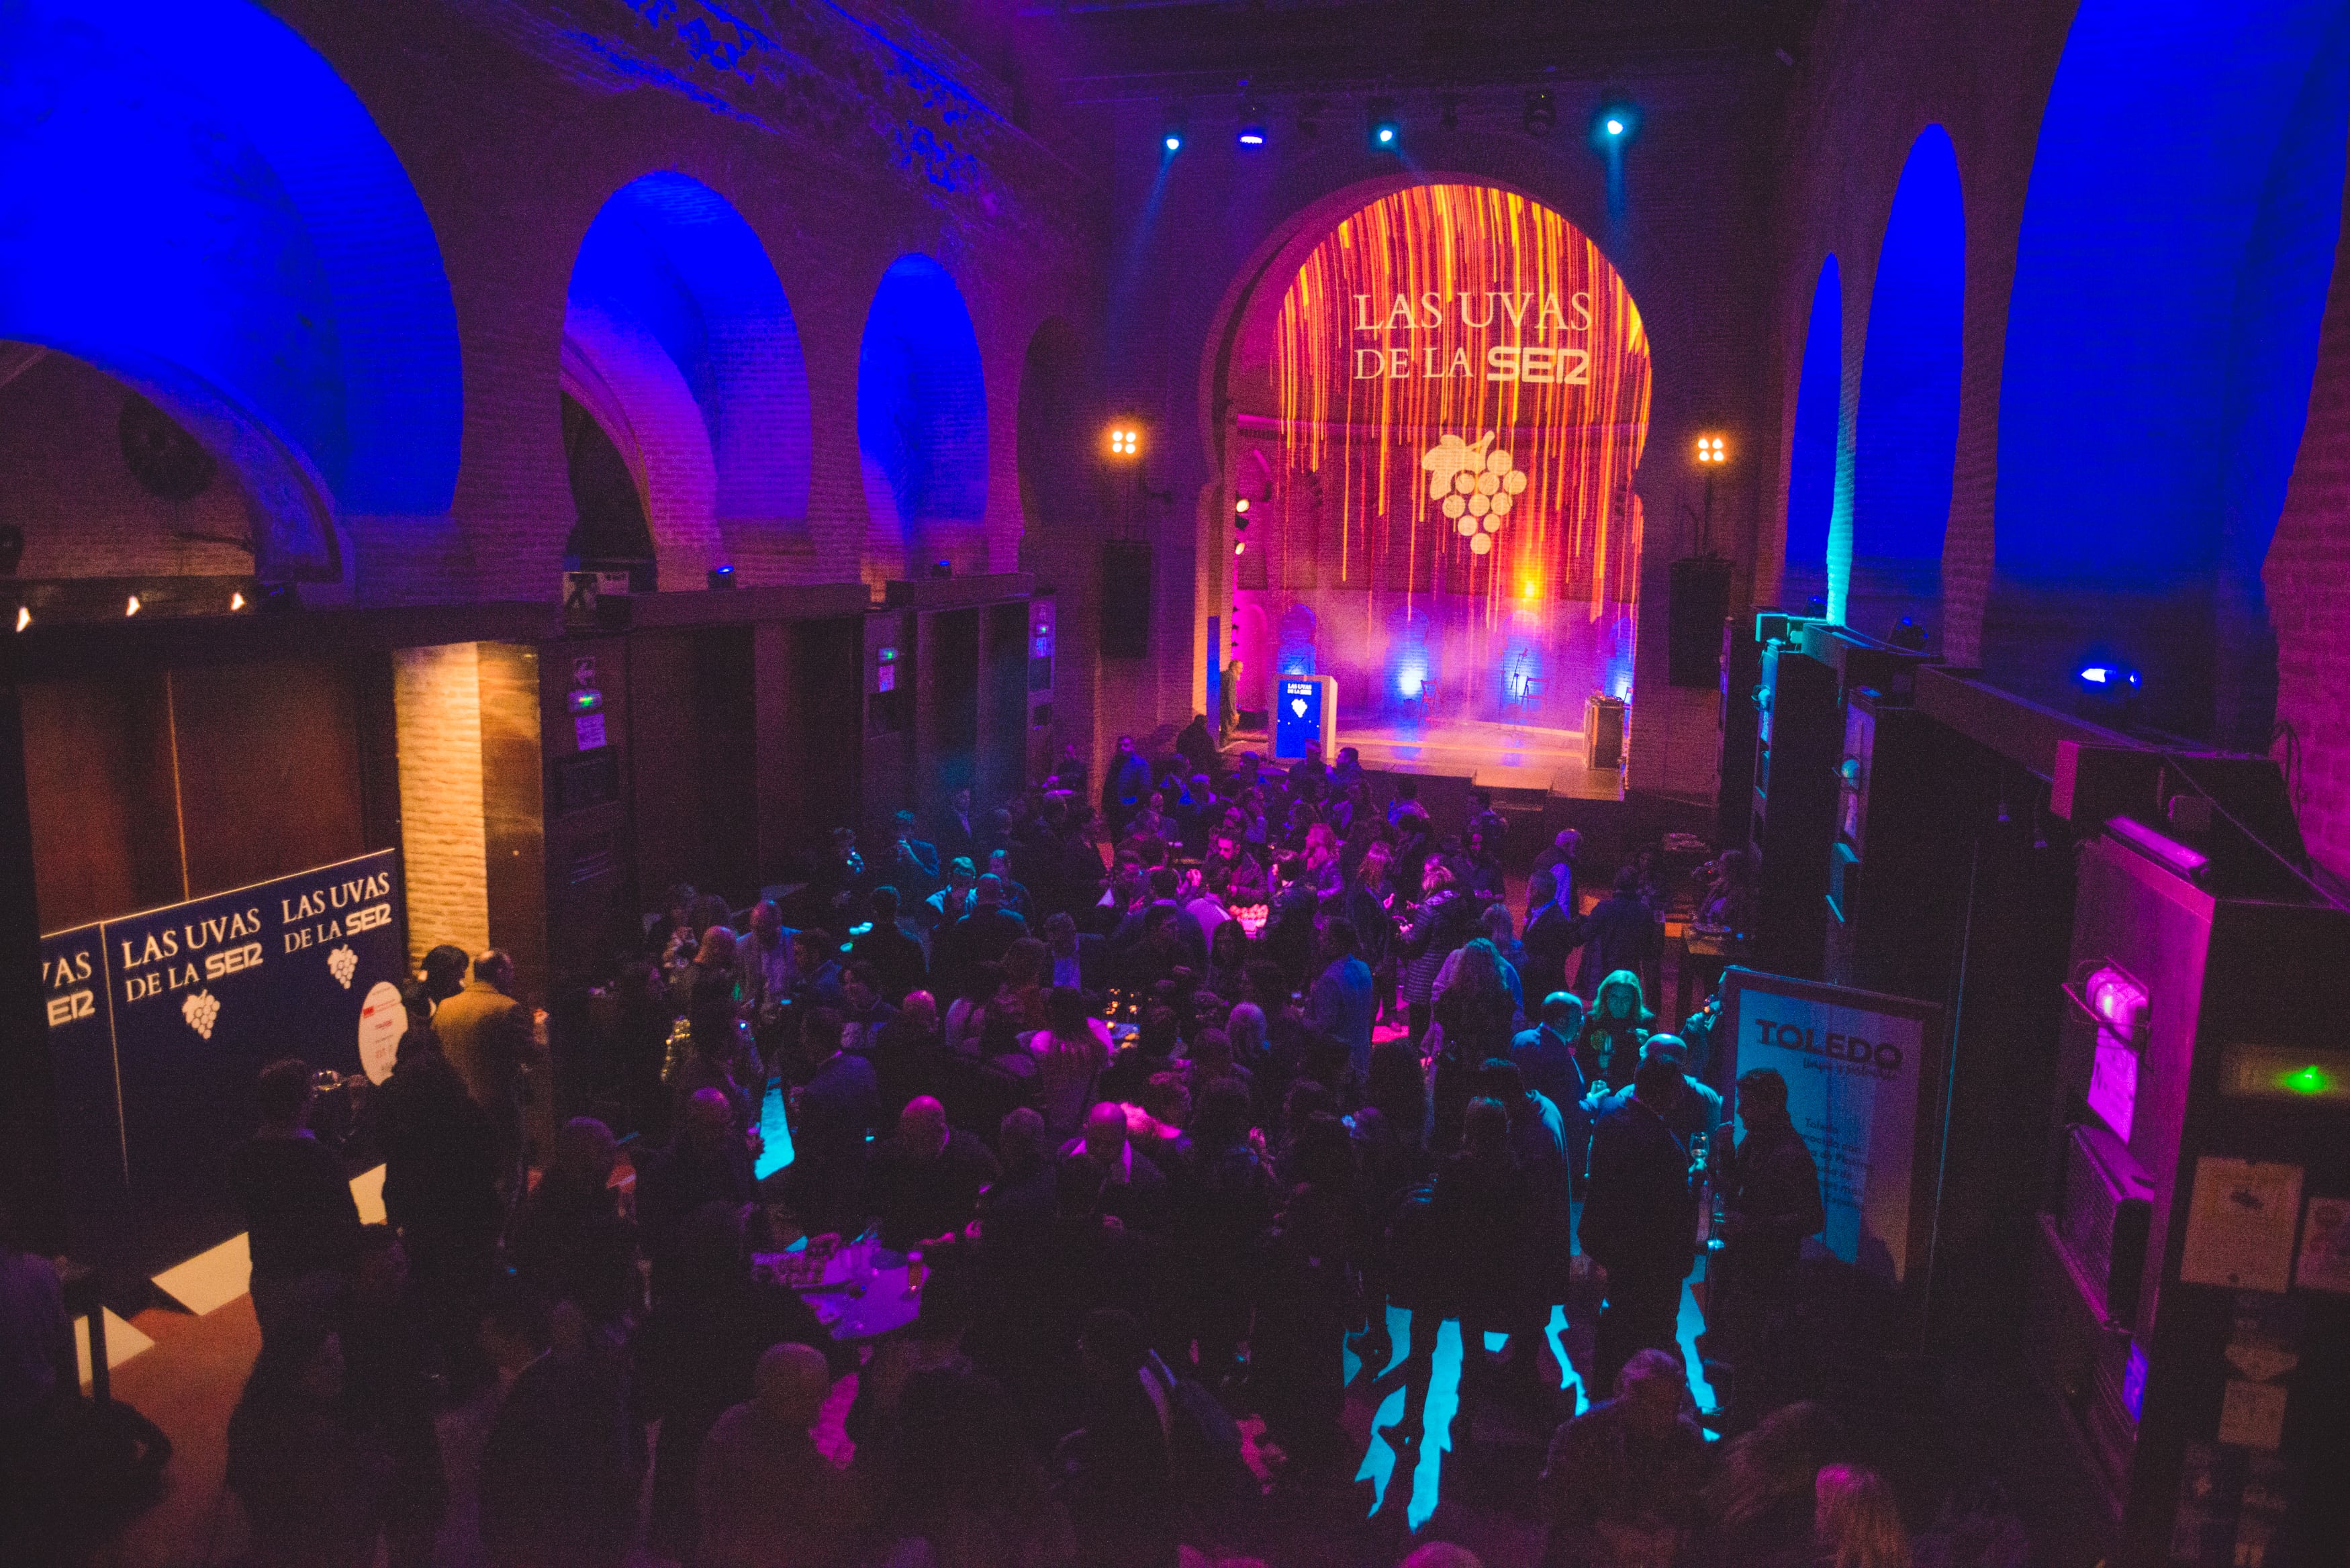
432, 949, 532, 1178
1573, 867, 1662, 999
1538, 1348, 1709, 1568
1713, 1069, 1826, 1371
696, 1342, 869, 1568
1305, 918, 1376, 1080
1521, 868, 1580, 1004
228, 1059, 362, 1344
1579, 1055, 1702, 1398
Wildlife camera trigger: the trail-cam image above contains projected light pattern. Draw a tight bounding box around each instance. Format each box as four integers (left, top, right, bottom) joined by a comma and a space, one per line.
1272, 185, 1651, 619
1786, 257, 1842, 607
0, 0, 462, 565
858, 255, 988, 568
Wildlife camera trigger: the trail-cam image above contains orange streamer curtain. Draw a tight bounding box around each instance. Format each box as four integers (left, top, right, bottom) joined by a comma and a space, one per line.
1272, 185, 1651, 616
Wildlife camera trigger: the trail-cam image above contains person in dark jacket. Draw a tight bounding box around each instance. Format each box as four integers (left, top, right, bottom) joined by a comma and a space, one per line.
226, 1325, 385, 1568
863, 1095, 1000, 1251
1175, 1078, 1276, 1382
341, 1228, 444, 1568
508, 1116, 639, 1326
379, 1048, 503, 1392
229, 1059, 363, 1346
638, 1201, 848, 1561
1713, 1068, 1826, 1363
477, 1283, 643, 1568
1572, 865, 1663, 997
852, 885, 929, 1003
636, 1089, 757, 1303
1579, 1055, 1701, 1397
1521, 867, 1581, 1004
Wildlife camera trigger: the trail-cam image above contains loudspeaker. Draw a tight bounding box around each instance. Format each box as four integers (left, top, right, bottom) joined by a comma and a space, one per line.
1101, 541, 1152, 658
1668, 555, 1734, 688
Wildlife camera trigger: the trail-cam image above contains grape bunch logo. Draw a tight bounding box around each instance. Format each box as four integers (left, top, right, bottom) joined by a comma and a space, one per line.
182, 989, 221, 1040
1421, 432, 1529, 556
327, 945, 359, 990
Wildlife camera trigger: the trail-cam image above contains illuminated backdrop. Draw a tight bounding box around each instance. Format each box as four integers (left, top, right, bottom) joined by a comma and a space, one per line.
1233, 184, 1651, 732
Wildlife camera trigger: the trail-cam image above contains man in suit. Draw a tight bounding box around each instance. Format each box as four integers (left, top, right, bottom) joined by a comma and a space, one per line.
936, 785, 982, 867
1579, 1053, 1703, 1396
1041, 912, 1106, 999
1579, 1035, 1724, 1152
434, 948, 533, 1178
1513, 991, 1591, 1195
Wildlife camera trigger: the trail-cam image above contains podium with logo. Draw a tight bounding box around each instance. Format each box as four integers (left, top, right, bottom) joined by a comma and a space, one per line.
1272, 675, 1337, 763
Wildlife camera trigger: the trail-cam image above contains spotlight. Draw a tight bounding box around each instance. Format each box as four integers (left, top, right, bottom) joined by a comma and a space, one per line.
1107, 424, 1142, 459
1163, 130, 1183, 154
1237, 94, 1268, 147
1235, 542, 1246, 556
13, 605, 28, 633
2077, 663, 2141, 689
1233, 497, 1251, 530
1523, 89, 1556, 136
1439, 93, 1461, 132
1695, 435, 1728, 464
1367, 97, 1399, 148
708, 563, 737, 589
125, 594, 141, 617
230, 591, 246, 611
1592, 99, 1640, 146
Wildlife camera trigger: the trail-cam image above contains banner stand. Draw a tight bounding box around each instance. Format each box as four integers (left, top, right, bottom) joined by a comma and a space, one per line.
1716, 965, 1948, 1343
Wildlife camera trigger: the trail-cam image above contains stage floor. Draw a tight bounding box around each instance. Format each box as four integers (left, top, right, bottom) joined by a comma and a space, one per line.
1238, 717, 1621, 799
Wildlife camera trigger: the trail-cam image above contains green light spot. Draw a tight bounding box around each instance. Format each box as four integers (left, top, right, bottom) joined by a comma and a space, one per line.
2280, 1063, 2334, 1096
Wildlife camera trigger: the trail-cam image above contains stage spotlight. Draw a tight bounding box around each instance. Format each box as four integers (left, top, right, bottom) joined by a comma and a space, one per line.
13, 606, 29, 633
1367, 97, 1400, 148
1593, 99, 1640, 146
2077, 662, 2141, 689
230, 591, 246, 611
1234, 542, 1246, 556
125, 594, 141, 617
1107, 424, 1142, 459
1523, 89, 1556, 136
1233, 497, 1252, 530
1237, 95, 1268, 146
1163, 129, 1183, 154
1695, 435, 1727, 464
1439, 93, 1462, 132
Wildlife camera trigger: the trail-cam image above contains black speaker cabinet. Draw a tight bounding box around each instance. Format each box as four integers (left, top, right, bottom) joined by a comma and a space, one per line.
1749, 646, 1840, 979
1668, 555, 1734, 688
1100, 540, 1152, 659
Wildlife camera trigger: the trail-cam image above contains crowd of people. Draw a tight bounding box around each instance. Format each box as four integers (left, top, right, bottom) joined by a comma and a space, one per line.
1, 724, 1983, 1568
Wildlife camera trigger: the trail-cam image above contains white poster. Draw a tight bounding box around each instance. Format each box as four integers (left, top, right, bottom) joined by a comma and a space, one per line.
1722, 971, 1938, 1285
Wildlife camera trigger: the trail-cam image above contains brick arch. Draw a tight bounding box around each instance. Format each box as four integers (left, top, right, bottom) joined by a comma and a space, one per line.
1778, 255, 1844, 618
858, 255, 990, 578
0, 0, 462, 578
563, 172, 812, 587
1990, 0, 2350, 742
1848, 127, 1964, 643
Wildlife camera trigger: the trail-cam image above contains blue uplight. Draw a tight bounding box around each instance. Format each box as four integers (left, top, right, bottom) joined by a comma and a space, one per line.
1605, 118, 1624, 136
1238, 129, 1266, 146
1164, 132, 1182, 153
2077, 663, 2141, 689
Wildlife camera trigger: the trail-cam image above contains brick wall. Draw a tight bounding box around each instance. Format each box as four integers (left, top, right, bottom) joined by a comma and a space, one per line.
393, 642, 489, 963
2265, 174, 2350, 880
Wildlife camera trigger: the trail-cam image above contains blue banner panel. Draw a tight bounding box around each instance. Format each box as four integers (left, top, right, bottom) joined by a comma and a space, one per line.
42, 850, 408, 1273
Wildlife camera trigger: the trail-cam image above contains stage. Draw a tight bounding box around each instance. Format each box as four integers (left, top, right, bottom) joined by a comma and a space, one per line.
1231, 715, 1623, 799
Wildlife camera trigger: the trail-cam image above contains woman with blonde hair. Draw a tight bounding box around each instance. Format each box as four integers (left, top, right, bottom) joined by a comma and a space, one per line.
1814, 1463, 1911, 1568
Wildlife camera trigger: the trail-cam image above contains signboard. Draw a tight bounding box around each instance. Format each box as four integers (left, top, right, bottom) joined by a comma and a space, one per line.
1272, 675, 1337, 762
40, 850, 408, 1272
1718, 967, 1944, 1285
